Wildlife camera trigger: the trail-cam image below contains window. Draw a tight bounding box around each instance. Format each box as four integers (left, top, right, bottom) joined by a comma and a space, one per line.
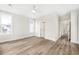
0, 14, 12, 34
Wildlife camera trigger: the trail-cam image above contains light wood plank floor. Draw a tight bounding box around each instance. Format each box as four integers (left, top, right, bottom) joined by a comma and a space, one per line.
0, 36, 79, 55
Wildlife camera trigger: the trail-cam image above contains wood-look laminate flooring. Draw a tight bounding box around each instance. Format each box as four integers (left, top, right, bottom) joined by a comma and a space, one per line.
0, 36, 79, 55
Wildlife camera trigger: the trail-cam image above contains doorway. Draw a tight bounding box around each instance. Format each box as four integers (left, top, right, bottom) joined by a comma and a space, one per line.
40, 21, 46, 38
59, 15, 71, 41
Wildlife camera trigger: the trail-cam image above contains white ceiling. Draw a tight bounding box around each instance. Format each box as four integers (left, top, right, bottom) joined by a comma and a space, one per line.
0, 4, 79, 18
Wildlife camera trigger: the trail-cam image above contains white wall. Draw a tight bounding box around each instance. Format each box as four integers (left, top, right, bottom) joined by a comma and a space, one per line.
71, 10, 78, 44
12, 15, 31, 39
77, 10, 79, 44
35, 14, 59, 41
0, 13, 33, 42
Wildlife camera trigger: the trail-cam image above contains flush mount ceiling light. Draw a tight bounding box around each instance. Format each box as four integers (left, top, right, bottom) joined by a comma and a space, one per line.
8, 4, 12, 7
31, 5, 38, 18
32, 5, 37, 14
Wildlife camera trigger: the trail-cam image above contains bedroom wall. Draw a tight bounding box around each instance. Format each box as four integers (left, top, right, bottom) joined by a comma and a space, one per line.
12, 15, 31, 39
71, 10, 78, 44
35, 14, 59, 41
77, 10, 79, 44
71, 9, 79, 44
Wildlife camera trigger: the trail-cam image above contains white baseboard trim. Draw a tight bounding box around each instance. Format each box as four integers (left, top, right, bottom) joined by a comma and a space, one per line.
0, 35, 34, 43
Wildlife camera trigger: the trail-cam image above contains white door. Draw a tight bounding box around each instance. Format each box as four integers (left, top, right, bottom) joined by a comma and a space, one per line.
40, 21, 45, 38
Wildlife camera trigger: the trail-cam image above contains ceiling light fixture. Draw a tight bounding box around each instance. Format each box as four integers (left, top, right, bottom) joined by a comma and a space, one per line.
31, 5, 38, 18
8, 4, 12, 6
32, 5, 37, 14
